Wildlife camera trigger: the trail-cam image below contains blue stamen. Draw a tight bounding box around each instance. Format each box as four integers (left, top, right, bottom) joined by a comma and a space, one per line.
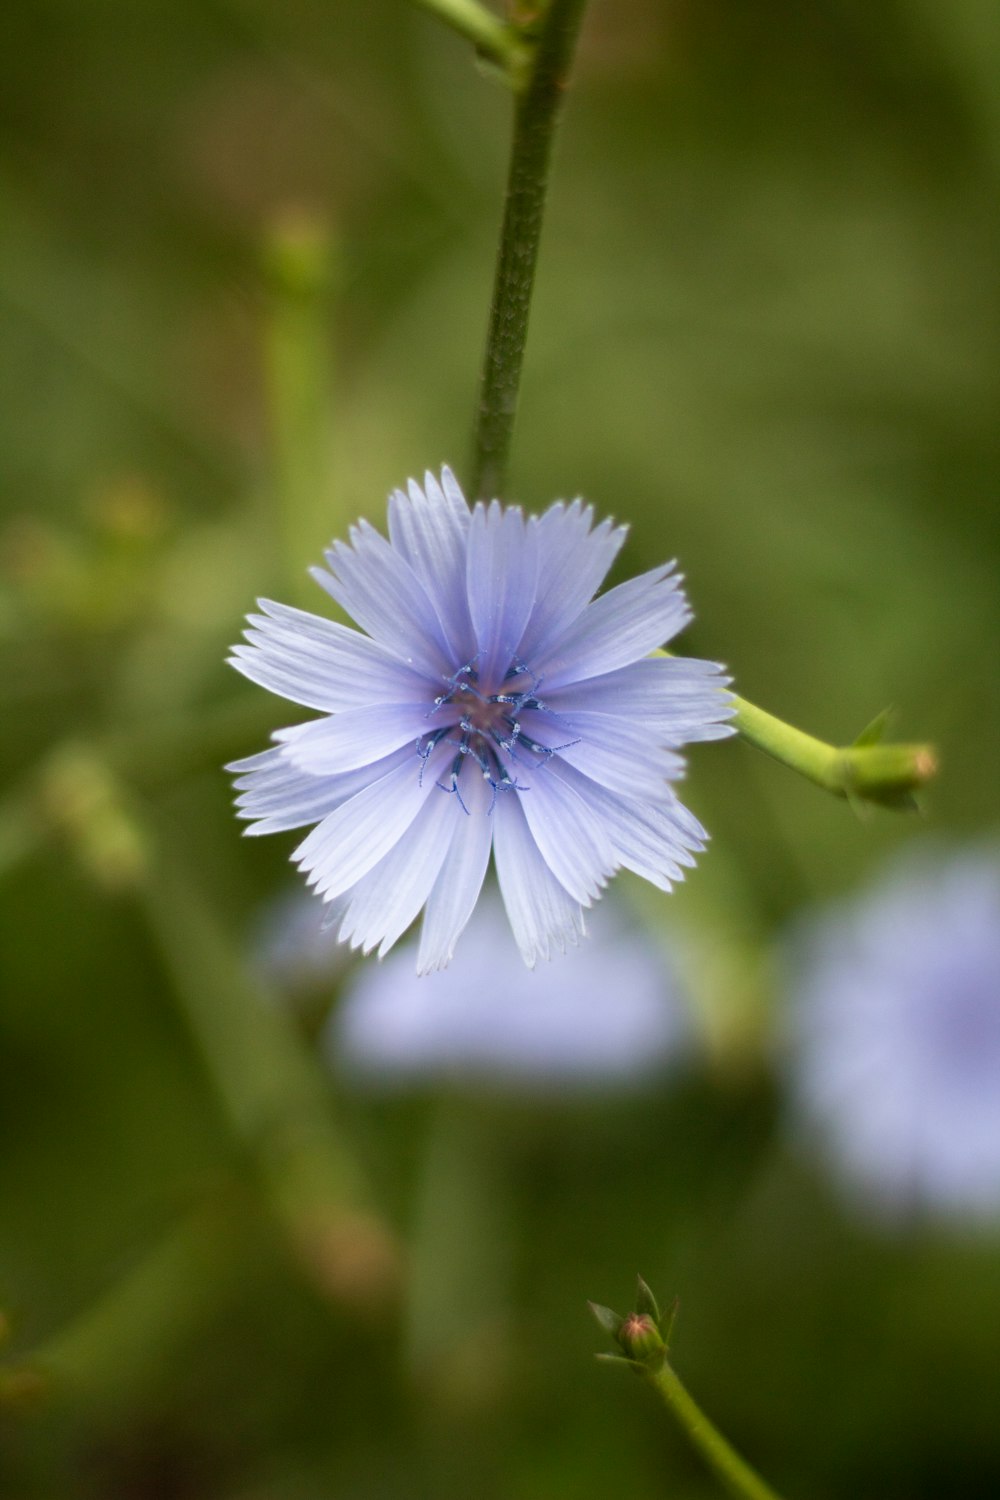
436, 748, 471, 815
416, 726, 450, 785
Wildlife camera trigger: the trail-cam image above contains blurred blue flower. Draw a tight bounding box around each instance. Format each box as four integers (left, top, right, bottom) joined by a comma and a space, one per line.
328, 895, 688, 1089
228, 468, 733, 972
787, 845, 1000, 1223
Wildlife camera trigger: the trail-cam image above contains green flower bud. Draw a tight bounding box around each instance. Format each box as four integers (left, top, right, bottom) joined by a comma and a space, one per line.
617, 1312, 665, 1363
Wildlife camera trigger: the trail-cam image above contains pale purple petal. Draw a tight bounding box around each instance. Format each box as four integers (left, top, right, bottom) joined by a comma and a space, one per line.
228, 742, 415, 835
439, 465, 472, 520
230, 599, 433, 712
536, 711, 686, 797
387, 473, 475, 663
493, 793, 585, 966
338, 792, 457, 957
293, 743, 447, 903
466, 501, 539, 682
518, 767, 618, 905
549, 759, 704, 890
537, 565, 691, 688
313, 520, 451, 677
275, 703, 429, 775
417, 769, 495, 974
546, 656, 733, 729
517, 500, 627, 660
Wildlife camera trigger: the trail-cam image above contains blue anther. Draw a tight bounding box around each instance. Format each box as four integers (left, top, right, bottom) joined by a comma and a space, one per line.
435, 748, 470, 815
427, 654, 484, 718
491, 659, 547, 715
415, 726, 450, 785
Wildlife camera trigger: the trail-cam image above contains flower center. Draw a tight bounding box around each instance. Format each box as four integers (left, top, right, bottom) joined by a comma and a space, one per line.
415, 659, 577, 815
451, 684, 509, 736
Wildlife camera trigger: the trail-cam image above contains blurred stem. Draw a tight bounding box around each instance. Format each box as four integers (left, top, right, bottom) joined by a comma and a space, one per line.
731, 693, 937, 809
0, 786, 39, 880
644, 1357, 785, 1500
470, 0, 589, 500
1, 1214, 234, 1406
412, 0, 529, 79
262, 213, 338, 597
405, 1097, 512, 1380
139, 837, 398, 1308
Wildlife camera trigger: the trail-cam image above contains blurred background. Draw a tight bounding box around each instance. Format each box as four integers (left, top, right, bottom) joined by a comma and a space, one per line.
1, 1, 998, 1496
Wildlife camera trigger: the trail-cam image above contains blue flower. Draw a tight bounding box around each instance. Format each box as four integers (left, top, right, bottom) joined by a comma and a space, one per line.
786, 845, 1000, 1224
328, 894, 689, 1090
227, 469, 733, 972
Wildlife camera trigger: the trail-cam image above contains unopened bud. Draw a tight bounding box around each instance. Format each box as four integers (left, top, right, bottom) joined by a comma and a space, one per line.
617, 1311, 664, 1363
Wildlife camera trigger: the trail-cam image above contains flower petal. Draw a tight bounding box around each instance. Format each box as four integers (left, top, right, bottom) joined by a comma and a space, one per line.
293, 745, 444, 902
518, 500, 627, 660
493, 792, 585, 966
229, 599, 432, 712
275, 703, 430, 775
417, 767, 495, 973
532, 709, 685, 796
228, 743, 414, 835
387, 472, 475, 664
517, 765, 618, 905
466, 501, 539, 684
537, 565, 691, 688
312, 519, 452, 678
550, 759, 705, 891
338, 791, 457, 957
545, 656, 732, 724
439, 465, 472, 520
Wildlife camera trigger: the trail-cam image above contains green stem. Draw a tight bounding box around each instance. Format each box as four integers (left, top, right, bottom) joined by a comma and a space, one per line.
655, 649, 936, 808
1, 1214, 237, 1406
646, 1358, 786, 1500
412, 0, 529, 79
138, 835, 399, 1307
262, 212, 338, 600
732, 692, 936, 808
470, 0, 589, 500
0, 785, 39, 881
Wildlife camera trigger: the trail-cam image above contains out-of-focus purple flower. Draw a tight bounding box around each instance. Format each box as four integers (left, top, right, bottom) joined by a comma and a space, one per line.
786, 845, 1000, 1223
227, 468, 733, 972
327, 896, 688, 1090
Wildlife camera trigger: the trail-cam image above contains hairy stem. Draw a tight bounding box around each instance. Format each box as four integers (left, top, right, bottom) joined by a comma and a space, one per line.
646, 1358, 786, 1500
470, 0, 590, 500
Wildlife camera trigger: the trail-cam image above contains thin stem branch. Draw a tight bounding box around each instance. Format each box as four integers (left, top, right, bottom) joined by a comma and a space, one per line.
262, 213, 338, 602
646, 1358, 786, 1500
732, 691, 936, 808
139, 835, 399, 1308
411, 0, 528, 79
470, 0, 590, 500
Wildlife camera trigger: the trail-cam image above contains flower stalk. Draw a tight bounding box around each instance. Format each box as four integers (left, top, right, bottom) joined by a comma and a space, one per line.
644, 1357, 786, 1500
731, 693, 936, 809
262, 212, 339, 600
470, 0, 590, 500
592, 1280, 787, 1500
